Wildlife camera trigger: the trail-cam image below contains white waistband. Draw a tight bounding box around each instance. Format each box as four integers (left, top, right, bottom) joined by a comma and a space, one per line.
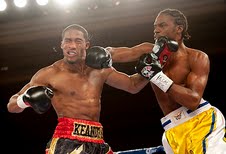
161, 98, 212, 131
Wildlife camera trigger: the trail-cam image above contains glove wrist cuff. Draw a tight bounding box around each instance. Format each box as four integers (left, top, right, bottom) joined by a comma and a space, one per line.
17, 94, 30, 109
150, 71, 173, 92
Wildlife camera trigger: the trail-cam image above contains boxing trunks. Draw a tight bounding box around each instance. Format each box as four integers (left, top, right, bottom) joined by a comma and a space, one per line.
46, 117, 113, 154
161, 98, 226, 154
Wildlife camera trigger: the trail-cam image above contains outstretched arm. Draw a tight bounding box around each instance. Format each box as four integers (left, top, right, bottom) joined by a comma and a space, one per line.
105, 67, 149, 94
86, 46, 150, 93
106, 42, 153, 63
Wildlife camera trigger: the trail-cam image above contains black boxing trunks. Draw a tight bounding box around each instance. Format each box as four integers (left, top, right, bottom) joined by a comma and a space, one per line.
46, 117, 113, 154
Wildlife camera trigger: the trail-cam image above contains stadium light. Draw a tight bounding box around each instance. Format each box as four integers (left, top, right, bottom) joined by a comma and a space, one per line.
55, 0, 74, 6
14, 0, 27, 8
36, 0, 49, 6
0, 0, 7, 11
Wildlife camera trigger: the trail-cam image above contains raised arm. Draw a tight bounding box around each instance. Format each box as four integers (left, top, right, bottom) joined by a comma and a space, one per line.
7, 67, 54, 114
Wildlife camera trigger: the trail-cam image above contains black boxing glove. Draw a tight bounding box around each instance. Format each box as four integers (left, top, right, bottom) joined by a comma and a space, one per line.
135, 53, 173, 92
151, 36, 178, 66
17, 86, 53, 114
85, 46, 112, 69
135, 53, 160, 79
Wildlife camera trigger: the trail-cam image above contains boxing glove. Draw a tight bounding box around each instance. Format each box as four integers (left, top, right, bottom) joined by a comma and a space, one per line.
135, 53, 173, 92
152, 36, 178, 66
85, 46, 112, 69
17, 86, 54, 114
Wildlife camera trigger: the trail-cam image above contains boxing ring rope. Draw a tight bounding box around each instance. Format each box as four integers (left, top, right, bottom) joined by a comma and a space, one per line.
115, 145, 165, 154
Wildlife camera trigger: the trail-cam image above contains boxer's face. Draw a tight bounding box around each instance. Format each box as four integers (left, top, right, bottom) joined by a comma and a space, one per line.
61, 29, 89, 64
153, 14, 182, 41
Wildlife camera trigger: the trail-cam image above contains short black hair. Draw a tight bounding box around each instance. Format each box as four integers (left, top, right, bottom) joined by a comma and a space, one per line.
62, 24, 90, 41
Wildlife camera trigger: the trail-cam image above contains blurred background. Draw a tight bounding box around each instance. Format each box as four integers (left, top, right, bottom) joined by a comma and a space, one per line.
0, 0, 226, 153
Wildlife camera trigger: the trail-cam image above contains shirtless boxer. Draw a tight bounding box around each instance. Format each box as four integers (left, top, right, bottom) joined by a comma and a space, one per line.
108, 8, 226, 154
7, 24, 149, 154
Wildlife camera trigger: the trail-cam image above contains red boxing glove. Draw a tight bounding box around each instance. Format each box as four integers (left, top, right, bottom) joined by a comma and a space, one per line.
152, 36, 178, 66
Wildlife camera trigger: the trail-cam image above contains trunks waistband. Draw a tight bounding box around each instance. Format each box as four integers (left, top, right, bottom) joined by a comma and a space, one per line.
53, 117, 104, 144
161, 98, 212, 131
